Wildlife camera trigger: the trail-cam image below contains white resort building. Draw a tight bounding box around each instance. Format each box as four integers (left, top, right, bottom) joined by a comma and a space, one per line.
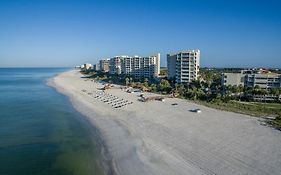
167, 49, 200, 84
221, 70, 281, 90
99, 59, 110, 73
109, 56, 128, 75
121, 53, 160, 78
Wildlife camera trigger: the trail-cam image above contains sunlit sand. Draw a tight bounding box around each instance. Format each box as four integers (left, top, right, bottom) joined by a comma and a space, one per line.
49, 69, 281, 175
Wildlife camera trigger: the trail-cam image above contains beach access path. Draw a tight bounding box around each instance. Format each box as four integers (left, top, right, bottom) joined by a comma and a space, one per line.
49, 69, 281, 175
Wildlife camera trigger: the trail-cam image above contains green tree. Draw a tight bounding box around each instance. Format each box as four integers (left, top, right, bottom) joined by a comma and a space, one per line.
143, 78, 149, 87
150, 83, 157, 92
237, 84, 244, 93
271, 88, 281, 96
186, 87, 205, 100
231, 85, 239, 93
175, 84, 186, 96
158, 79, 171, 93
254, 85, 261, 90
192, 80, 203, 89
252, 86, 268, 95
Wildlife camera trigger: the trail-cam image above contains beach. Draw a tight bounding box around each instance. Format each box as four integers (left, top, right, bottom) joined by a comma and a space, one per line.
48, 69, 281, 175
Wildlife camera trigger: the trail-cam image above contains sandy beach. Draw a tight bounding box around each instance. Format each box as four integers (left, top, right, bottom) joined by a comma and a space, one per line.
48, 69, 281, 175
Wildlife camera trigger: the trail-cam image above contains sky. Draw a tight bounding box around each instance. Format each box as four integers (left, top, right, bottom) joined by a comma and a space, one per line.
0, 0, 280, 68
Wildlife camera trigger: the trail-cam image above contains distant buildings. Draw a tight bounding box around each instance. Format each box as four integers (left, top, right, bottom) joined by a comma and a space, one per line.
99, 59, 110, 73
244, 73, 281, 89
93, 63, 100, 71
78, 63, 92, 71
121, 54, 160, 78
93, 53, 160, 78
221, 70, 281, 90
84, 63, 92, 70
221, 71, 247, 87
167, 49, 200, 84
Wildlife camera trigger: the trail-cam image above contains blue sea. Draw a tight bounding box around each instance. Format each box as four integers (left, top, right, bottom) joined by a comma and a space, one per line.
0, 68, 105, 175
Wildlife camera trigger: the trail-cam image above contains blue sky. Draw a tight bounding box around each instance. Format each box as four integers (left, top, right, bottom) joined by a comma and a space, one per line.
0, 0, 280, 68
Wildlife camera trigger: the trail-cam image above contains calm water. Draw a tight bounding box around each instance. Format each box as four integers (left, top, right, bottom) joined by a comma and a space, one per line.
0, 68, 105, 175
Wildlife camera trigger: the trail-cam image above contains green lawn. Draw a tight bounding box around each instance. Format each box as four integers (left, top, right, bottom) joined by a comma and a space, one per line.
197, 100, 281, 117
248, 102, 281, 109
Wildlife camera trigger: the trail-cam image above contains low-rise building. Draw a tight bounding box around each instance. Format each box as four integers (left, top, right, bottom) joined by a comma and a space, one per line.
221, 72, 245, 86
221, 70, 281, 90
244, 73, 281, 90
81, 63, 92, 70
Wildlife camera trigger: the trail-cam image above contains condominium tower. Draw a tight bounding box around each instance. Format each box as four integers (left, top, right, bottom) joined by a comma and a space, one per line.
121, 53, 160, 78
99, 59, 110, 73
167, 50, 200, 84
109, 56, 128, 75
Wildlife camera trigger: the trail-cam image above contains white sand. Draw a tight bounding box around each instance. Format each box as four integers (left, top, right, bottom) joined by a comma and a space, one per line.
48, 70, 281, 175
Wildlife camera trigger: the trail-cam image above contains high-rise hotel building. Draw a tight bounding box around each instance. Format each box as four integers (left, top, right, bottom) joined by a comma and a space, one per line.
99, 59, 110, 73
109, 56, 127, 75
121, 53, 160, 78
167, 50, 200, 84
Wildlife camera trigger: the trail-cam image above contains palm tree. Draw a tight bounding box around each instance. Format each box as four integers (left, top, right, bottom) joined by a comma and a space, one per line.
158, 79, 171, 93
176, 84, 185, 97
143, 78, 149, 87
150, 83, 157, 92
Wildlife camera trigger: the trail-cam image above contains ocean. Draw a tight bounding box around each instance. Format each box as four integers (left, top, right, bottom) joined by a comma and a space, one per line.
0, 68, 105, 175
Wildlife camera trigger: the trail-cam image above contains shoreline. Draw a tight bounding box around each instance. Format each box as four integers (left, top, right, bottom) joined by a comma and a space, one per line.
47, 73, 116, 175
48, 69, 281, 175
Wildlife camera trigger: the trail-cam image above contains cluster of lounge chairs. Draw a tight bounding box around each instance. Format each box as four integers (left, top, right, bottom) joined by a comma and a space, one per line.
82, 89, 133, 108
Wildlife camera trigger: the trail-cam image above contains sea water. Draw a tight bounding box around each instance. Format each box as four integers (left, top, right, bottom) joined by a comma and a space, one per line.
0, 68, 105, 175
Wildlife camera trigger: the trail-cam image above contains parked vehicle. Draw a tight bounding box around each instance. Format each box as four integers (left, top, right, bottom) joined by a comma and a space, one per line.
190, 109, 202, 113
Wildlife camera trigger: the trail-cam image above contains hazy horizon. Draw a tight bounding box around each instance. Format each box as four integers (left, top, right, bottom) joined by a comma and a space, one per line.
0, 0, 280, 68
